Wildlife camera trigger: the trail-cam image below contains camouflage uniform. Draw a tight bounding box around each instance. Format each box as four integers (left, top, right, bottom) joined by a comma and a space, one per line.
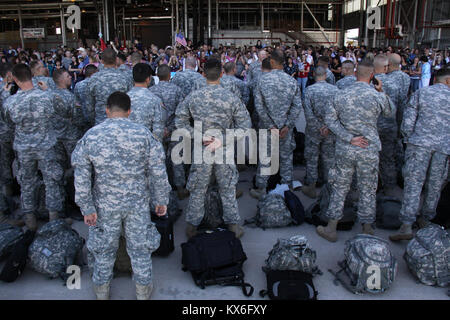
0, 87, 14, 187
375, 73, 400, 189
336, 75, 356, 90
74, 79, 93, 130
388, 70, 411, 132
72, 118, 170, 286
175, 84, 251, 226
118, 64, 134, 89
51, 88, 84, 167
247, 60, 262, 92
221, 74, 250, 105
87, 67, 133, 125
171, 69, 204, 99
4, 89, 64, 215
303, 80, 339, 185
127, 87, 164, 141
149, 81, 186, 188
32, 76, 56, 90
325, 69, 336, 85
324, 81, 393, 224
193, 77, 242, 100
254, 69, 303, 189
399, 83, 450, 224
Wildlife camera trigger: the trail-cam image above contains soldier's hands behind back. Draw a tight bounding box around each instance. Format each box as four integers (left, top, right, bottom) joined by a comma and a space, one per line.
155, 205, 167, 217
351, 136, 369, 148
84, 213, 97, 226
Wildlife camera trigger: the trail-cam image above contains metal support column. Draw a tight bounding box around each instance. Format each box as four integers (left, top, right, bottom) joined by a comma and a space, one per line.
184, 0, 188, 37
261, 4, 264, 32
171, 0, 175, 45
18, 7, 24, 49
122, 7, 125, 44
364, 0, 369, 47
176, 0, 179, 33
105, 0, 109, 41
216, 0, 219, 30
208, 0, 212, 39
112, 0, 117, 38
301, 2, 304, 32
60, 5, 66, 47
359, 0, 364, 45
411, 0, 418, 48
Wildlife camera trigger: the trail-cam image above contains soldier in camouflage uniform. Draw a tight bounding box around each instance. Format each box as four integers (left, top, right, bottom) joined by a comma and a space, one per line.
87, 49, 133, 125
372, 54, 401, 195
72, 91, 170, 300
149, 64, 188, 199
317, 60, 393, 242
192, 74, 242, 99
302, 66, 339, 199
0, 64, 15, 199
175, 58, 251, 239
117, 52, 134, 89
4, 64, 65, 231
317, 56, 336, 85
126, 63, 164, 141
390, 68, 450, 241
336, 60, 356, 90
247, 49, 268, 92
250, 50, 303, 199
222, 62, 250, 105
171, 56, 204, 99
30, 60, 56, 90
74, 64, 98, 132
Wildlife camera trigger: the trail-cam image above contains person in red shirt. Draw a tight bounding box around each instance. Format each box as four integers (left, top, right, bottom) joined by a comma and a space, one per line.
297, 54, 310, 99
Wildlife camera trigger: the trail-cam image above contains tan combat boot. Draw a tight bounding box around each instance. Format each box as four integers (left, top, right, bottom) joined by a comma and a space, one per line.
416, 216, 430, 229
362, 223, 375, 235
48, 211, 59, 221
93, 282, 110, 300
24, 213, 37, 232
136, 283, 154, 300
389, 223, 413, 241
228, 224, 244, 239
185, 223, 198, 239
177, 187, 190, 200
316, 219, 338, 242
249, 188, 265, 200
302, 183, 317, 199
236, 189, 243, 199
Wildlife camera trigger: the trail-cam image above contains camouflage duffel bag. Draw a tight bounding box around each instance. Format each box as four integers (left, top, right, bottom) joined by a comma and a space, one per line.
404, 223, 450, 287
28, 219, 84, 279
0, 223, 24, 260
244, 193, 293, 229
330, 234, 397, 294
263, 235, 321, 275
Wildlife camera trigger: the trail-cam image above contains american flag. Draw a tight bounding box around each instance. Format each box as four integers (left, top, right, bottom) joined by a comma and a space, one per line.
176, 32, 187, 47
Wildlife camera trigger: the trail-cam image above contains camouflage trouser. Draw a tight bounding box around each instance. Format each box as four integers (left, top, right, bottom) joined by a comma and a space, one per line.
325, 150, 379, 224
166, 140, 186, 188
304, 130, 335, 185
55, 139, 79, 170
400, 144, 449, 224
16, 148, 65, 214
379, 126, 398, 188
186, 163, 240, 226
0, 182, 8, 212
87, 208, 160, 286
255, 129, 295, 189
0, 141, 14, 186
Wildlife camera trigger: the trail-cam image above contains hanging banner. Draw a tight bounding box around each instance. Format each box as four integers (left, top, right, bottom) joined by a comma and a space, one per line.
22, 28, 45, 38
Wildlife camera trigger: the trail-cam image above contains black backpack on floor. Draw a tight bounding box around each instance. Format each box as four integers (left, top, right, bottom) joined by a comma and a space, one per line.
0, 231, 35, 282
151, 214, 174, 257
181, 229, 254, 297
260, 269, 318, 300
284, 190, 305, 225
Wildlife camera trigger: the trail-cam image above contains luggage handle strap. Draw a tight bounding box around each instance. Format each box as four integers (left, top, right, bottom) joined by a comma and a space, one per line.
219, 281, 254, 297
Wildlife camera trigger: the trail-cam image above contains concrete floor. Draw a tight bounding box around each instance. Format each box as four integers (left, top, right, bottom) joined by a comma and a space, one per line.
0, 166, 448, 300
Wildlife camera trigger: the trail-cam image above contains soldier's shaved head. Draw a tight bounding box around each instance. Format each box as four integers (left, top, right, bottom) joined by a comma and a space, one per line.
204, 57, 222, 81
314, 66, 327, 81
356, 59, 374, 80
185, 56, 197, 69
101, 48, 117, 66
373, 54, 388, 74
435, 67, 450, 85
261, 57, 271, 72
388, 53, 401, 71
341, 60, 355, 76
157, 64, 171, 81
130, 52, 142, 65
270, 49, 284, 66
223, 62, 236, 74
